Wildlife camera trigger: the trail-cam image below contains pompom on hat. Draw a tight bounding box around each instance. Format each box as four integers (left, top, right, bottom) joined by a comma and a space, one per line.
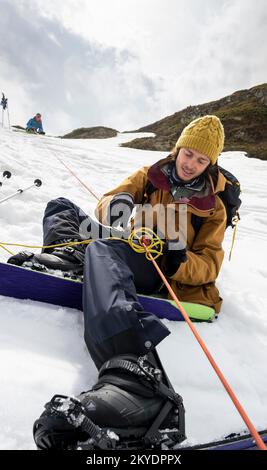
175, 115, 225, 165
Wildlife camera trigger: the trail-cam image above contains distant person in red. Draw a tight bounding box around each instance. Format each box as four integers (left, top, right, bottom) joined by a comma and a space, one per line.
26, 113, 45, 134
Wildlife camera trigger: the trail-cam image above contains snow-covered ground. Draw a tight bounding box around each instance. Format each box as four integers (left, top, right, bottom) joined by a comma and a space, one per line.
0, 128, 267, 449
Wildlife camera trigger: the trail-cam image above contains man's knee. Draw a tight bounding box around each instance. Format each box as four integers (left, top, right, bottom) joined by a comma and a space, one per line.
44, 197, 77, 218
85, 239, 111, 257
85, 239, 126, 257
46, 197, 74, 210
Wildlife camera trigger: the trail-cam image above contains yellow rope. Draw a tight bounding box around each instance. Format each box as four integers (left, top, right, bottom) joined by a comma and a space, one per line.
0, 244, 15, 255
229, 212, 239, 261
127, 228, 164, 260
0, 228, 165, 260
0, 239, 93, 250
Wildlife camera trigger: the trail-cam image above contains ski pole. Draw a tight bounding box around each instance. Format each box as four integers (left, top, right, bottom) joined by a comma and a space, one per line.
7, 107, 10, 130
0, 170, 12, 187
0, 179, 42, 204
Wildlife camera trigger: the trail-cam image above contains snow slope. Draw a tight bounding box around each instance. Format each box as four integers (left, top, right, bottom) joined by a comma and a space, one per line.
0, 128, 267, 449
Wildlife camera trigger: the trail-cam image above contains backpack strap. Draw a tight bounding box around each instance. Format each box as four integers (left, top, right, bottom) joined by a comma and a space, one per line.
217, 166, 242, 229
191, 214, 203, 235
143, 180, 157, 203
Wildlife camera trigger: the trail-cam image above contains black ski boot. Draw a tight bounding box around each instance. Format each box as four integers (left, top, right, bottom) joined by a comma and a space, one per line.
7, 239, 85, 274
33, 354, 186, 450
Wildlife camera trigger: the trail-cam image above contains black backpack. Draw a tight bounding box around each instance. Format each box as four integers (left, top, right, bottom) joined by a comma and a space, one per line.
144, 166, 242, 235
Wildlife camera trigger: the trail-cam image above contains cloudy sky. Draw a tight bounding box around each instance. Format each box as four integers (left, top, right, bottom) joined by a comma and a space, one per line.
0, 0, 266, 134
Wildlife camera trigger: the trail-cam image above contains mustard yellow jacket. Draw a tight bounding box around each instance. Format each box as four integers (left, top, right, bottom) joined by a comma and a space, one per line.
95, 155, 227, 313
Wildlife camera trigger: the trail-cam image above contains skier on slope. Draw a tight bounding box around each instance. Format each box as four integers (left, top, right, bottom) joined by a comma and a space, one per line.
26, 113, 45, 134
1, 93, 8, 110
8, 116, 228, 449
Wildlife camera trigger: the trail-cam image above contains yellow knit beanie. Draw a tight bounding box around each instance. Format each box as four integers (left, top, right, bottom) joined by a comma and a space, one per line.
175, 115, 225, 165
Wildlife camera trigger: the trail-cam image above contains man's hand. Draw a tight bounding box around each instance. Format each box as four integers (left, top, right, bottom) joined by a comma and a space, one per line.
108, 194, 134, 229
162, 241, 187, 277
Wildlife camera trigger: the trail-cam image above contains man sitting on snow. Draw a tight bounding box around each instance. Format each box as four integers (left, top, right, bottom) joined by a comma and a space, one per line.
9, 115, 227, 450
26, 113, 45, 134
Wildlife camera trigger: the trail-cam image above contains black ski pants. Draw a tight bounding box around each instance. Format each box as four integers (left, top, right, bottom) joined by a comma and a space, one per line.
43, 198, 170, 369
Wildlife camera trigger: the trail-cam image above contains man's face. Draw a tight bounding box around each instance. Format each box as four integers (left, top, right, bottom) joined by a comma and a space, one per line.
35, 115, 41, 121
175, 147, 210, 181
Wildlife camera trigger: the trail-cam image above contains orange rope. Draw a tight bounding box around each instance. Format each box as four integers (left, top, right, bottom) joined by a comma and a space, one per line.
142, 242, 267, 451
55, 155, 100, 201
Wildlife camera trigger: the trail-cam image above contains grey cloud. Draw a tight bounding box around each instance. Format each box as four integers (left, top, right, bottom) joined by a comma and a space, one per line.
151, 0, 267, 119
0, 0, 266, 135
0, 0, 162, 133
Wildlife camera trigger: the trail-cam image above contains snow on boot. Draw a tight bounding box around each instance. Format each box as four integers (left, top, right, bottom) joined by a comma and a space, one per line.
33, 354, 186, 450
